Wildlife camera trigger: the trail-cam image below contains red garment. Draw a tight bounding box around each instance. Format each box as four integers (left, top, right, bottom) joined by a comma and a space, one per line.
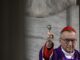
43, 45, 53, 60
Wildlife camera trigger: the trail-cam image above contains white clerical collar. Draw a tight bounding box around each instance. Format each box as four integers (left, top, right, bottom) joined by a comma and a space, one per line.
61, 47, 75, 59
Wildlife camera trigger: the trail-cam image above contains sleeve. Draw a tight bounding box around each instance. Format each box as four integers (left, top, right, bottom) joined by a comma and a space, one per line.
39, 48, 43, 60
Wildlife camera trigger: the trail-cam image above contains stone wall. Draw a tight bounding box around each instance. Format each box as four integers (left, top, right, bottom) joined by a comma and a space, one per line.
24, 6, 79, 60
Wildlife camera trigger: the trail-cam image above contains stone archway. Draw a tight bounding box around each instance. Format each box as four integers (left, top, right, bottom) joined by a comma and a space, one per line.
26, 0, 76, 17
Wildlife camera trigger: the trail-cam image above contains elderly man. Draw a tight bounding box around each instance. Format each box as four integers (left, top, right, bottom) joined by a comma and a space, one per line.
39, 26, 80, 60
51, 26, 80, 60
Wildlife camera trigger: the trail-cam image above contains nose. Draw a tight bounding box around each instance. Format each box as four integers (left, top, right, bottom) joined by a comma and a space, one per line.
68, 41, 72, 46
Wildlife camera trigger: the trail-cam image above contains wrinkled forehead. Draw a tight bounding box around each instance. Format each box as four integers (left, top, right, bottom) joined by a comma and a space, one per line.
60, 31, 76, 39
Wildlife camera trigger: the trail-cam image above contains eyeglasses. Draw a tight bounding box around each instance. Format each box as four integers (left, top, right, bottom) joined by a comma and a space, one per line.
60, 38, 77, 44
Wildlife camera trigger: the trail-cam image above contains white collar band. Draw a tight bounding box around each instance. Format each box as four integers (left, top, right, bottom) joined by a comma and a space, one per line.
61, 47, 75, 59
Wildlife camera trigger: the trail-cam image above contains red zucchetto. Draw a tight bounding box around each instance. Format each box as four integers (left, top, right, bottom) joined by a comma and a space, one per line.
61, 26, 76, 33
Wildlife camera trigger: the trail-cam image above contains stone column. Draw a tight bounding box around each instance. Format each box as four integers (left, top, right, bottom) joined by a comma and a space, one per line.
66, 7, 72, 26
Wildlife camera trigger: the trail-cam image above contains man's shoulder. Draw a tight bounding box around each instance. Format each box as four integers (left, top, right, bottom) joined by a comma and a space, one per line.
54, 47, 80, 54
54, 47, 80, 58
74, 49, 80, 59
53, 46, 63, 56
54, 46, 80, 54
75, 49, 80, 55
54, 46, 61, 52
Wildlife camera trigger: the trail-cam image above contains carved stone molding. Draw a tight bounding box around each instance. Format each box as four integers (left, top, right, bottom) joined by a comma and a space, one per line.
26, 0, 76, 17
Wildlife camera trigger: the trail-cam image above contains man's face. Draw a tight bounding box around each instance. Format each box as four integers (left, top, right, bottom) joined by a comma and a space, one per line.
60, 31, 77, 53
46, 40, 53, 49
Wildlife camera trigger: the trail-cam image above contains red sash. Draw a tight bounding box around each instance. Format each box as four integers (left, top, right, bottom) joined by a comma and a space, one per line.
43, 45, 53, 60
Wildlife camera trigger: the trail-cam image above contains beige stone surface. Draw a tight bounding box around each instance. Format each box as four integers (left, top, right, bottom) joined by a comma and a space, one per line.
24, 6, 79, 60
